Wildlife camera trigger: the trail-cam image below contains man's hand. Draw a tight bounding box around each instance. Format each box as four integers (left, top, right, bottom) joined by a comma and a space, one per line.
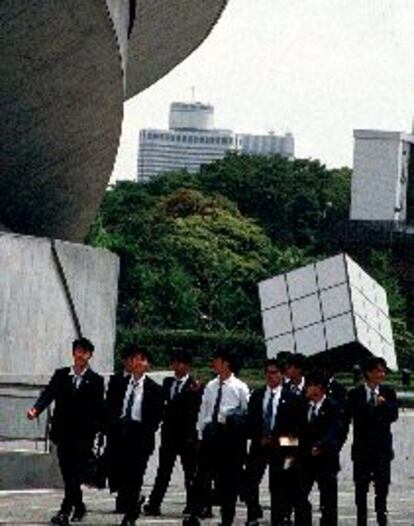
377, 395, 386, 405
27, 407, 39, 420
311, 445, 322, 456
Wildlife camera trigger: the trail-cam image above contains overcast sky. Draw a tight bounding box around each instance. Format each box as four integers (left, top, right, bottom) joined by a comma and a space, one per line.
112, 0, 414, 182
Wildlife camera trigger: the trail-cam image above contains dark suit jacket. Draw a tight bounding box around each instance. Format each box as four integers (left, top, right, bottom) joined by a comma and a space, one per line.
300, 396, 343, 473
160, 375, 202, 444
106, 373, 164, 454
247, 386, 305, 449
327, 378, 347, 409
33, 367, 105, 444
346, 384, 399, 462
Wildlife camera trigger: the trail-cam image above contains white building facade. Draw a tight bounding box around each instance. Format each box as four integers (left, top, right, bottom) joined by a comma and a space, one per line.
351, 129, 414, 225
137, 102, 294, 181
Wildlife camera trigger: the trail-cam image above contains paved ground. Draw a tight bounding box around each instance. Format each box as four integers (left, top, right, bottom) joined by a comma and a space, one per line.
1, 409, 414, 525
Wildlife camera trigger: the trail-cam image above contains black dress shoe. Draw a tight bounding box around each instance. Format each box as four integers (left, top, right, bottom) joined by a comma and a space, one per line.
143, 503, 161, 516
182, 516, 201, 526
120, 517, 135, 526
71, 503, 87, 522
199, 506, 213, 518
50, 512, 69, 526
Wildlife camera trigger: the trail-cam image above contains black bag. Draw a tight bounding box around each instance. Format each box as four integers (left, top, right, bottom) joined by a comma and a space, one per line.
83, 435, 107, 489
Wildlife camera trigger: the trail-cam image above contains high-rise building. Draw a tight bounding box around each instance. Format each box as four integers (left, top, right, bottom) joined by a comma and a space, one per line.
137, 102, 294, 181
351, 129, 414, 226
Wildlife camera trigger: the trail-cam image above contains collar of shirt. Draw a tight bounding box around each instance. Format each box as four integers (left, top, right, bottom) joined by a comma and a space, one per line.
174, 373, 189, 385
69, 366, 89, 377
69, 366, 89, 388
129, 374, 145, 387
263, 384, 283, 412
309, 395, 326, 415
266, 384, 283, 398
365, 383, 380, 397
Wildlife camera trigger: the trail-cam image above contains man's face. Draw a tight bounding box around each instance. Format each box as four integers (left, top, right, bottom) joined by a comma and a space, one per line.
365, 365, 386, 385
171, 360, 190, 378
72, 347, 92, 369
127, 353, 149, 377
212, 357, 230, 375
265, 365, 282, 389
285, 364, 302, 382
306, 383, 324, 401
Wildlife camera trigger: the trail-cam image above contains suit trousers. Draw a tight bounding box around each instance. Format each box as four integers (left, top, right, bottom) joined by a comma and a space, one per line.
296, 461, 338, 526
56, 438, 92, 514
190, 424, 246, 525
117, 421, 152, 520
353, 454, 391, 526
243, 442, 268, 521
148, 431, 197, 509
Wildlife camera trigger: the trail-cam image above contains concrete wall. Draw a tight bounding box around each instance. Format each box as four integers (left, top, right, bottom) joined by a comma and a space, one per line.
0, 233, 119, 376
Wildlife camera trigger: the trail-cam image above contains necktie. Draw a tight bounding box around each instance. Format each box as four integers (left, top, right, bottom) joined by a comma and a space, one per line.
125, 380, 138, 420
264, 391, 275, 433
212, 380, 224, 424
72, 374, 82, 390
309, 404, 318, 423
369, 388, 376, 407
172, 379, 182, 400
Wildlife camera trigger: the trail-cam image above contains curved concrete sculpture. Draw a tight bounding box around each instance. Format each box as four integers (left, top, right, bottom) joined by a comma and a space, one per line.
0, 0, 228, 242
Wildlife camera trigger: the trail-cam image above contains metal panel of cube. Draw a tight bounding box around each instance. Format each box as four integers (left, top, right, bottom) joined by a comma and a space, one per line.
258, 253, 397, 370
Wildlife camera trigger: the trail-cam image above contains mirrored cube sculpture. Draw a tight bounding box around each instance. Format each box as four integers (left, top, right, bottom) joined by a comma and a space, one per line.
258, 253, 397, 370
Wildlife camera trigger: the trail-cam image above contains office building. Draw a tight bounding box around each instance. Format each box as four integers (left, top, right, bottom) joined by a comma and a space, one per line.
137, 102, 294, 181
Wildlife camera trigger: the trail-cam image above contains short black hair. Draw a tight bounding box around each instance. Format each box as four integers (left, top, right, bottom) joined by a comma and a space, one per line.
265, 358, 282, 372
72, 337, 94, 353
361, 356, 387, 374
285, 353, 306, 370
171, 348, 192, 365
305, 369, 327, 390
121, 343, 152, 363
213, 346, 240, 373
276, 351, 293, 373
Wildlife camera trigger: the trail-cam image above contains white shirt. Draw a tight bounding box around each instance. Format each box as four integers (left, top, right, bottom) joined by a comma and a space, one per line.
308, 395, 326, 421
365, 383, 380, 403
196, 374, 250, 439
291, 376, 305, 394
262, 385, 283, 430
122, 374, 145, 421
170, 374, 189, 399
69, 366, 89, 389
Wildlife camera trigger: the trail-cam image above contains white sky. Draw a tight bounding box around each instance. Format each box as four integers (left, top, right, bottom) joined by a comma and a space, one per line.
112, 0, 414, 181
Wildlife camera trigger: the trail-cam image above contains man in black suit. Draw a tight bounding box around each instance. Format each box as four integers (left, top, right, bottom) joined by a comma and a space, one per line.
106, 344, 164, 526
345, 356, 399, 526
106, 350, 132, 513
243, 358, 304, 526
27, 338, 105, 526
284, 353, 307, 399
296, 370, 344, 526
144, 349, 202, 516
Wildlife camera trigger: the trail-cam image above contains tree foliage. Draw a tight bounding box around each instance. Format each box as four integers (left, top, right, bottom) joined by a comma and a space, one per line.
87, 154, 413, 368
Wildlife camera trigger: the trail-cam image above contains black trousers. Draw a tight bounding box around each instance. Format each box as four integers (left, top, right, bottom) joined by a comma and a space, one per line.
117, 421, 153, 520
353, 454, 391, 526
243, 442, 268, 521
297, 461, 338, 526
189, 424, 246, 525
148, 432, 197, 510
56, 438, 92, 514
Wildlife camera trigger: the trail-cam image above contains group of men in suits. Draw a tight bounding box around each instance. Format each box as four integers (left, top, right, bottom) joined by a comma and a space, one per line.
28, 339, 399, 526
